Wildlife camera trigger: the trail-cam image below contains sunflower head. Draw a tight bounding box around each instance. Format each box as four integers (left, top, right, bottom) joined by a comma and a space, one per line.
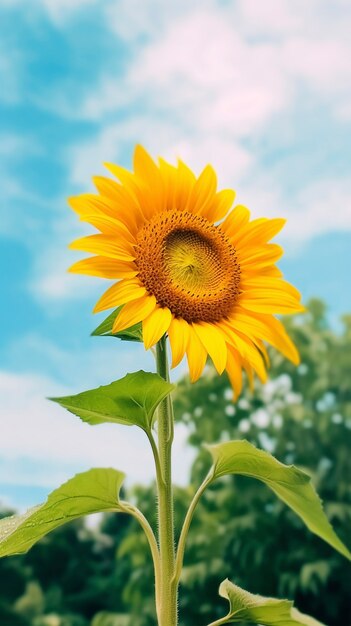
69, 145, 304, 398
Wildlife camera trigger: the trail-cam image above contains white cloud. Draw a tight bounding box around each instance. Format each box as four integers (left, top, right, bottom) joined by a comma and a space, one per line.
0, 370, 194, 495
104, 0, 202, 42
283, 38, 351, 91
235, 176, 351, 250
128, 10, 289, 136
285, 178, 351, 245
235, 0, 304, 36
28, 208, 100, 302
4, 331, 151, 390
69, 117, 252, 189
77, 8, 290, 134
31, 250, 95, 301
75, 1, 351, 126
63, 0, 351, 246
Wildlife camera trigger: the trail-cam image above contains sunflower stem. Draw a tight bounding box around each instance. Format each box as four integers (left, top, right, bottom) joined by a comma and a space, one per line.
174, 471, 213, 586
155, 335, 177, 626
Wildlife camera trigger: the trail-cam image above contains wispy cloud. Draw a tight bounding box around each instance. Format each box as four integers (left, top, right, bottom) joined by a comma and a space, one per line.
60, 1, 351, 254
2, 0, 351, 306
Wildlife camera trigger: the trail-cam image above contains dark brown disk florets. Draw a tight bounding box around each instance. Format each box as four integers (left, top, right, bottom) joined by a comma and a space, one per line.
135, 210, 241, 323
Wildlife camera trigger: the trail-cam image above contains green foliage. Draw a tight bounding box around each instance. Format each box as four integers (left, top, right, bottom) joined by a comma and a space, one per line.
91, 308, 142, 342
1, 299, 351, 625
207, 439, 351, 559
211, 579, 325, 626
0, 470, 125, 557
14, 582, 45, 622
171, 300, 351, 625
50, 371, 174, 431
91, 612, 138, 626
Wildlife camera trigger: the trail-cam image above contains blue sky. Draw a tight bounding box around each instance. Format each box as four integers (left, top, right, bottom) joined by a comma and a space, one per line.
1, 0, 351, 510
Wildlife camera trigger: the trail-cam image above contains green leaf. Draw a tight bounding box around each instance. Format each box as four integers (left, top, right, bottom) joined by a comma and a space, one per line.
207, 440, 351, 560
91, 307, 142, 342
0, 469, 124, 557
210, 578, 325, 625
50, 370, 174, 432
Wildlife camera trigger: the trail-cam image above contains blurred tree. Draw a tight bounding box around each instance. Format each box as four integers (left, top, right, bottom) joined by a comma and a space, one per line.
0, 300, 350, 625
172, 300, 351, 625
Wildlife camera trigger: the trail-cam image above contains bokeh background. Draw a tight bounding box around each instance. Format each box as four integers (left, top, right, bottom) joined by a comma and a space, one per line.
1, 1, 351, 624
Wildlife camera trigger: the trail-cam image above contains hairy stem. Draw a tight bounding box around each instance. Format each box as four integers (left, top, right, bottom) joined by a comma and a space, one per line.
120, 501, 160, 594
174, 472, 213, 585
155, 335, 177, 626
206, 616, 230, 626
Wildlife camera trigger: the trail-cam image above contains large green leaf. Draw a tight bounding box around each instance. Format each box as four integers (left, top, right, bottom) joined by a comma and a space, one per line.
0, 469, 124, 557
207, 440, 351, 560
209, 579, 325, 625
91, 307, 143, 342
50, 370, 174, 431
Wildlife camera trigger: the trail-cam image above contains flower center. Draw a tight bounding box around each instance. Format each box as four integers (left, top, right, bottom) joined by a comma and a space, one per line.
135, 211, 241, 323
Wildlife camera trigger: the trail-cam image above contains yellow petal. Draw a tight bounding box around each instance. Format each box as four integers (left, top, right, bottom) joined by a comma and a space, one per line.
221, 204, 251, 238
241, 277, 302, 301
264, 315, 300, 364
240, 293, 305, 314
93, 280, 146, 313
69, 235, 135, 261
112, 294, 157, 334
133, 146, 165, 216
231, 309, 300, 365
68, 193, 120, 220
68, 256, 138, 279
78, 213, 136, 243
134, 145, 160, 182
206, 189, 236, 223
93, 176, 144, 229
238, 217, 286, 248
226, 346, 243, 400
71, 189, 138, 236
142, 307, 173, 349
168, 317, 190, 368
244, 347, 267, 383
243, 360, 255, 390
186, 326, 208, 382
238, 244, 283, 269
193, 322, 227, 374
104, 162, 140, 198
93, 175, 129, 201
229, 216, 268, 246
257, 266, 283, 278
188, 164, 217, 216
176, 159, 196, 210
159, 157, 177, 210
257, 339, 270, 367
220, 323, 268, 383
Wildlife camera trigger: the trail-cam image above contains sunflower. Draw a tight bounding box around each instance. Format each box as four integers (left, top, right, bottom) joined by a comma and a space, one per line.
68, 145, 303, 397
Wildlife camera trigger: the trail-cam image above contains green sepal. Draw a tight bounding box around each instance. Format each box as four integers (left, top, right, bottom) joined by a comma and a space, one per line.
91, 307, 142, 342
210, 578, 325, 625
0, 469, 125, 557
207, 440, 351, 560
50, 370, 175, 432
